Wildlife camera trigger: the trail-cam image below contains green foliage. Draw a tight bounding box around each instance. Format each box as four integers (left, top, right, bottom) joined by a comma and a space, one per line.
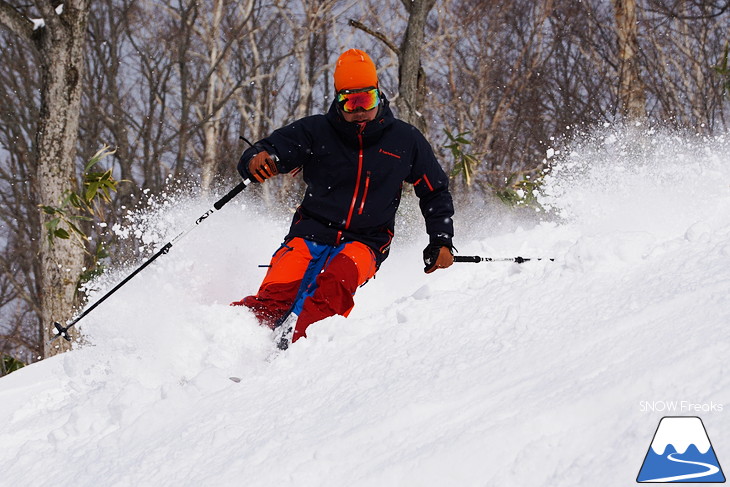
41, 145, 121, 248
715, 41, 730, 97
443, 129, 481, 186
78, 243, 110, 285
40, 197, 92, 245
493, 171, 544, 208
443, 127, 545, 208
1, 354, 25, 377
40, 146, 124, 289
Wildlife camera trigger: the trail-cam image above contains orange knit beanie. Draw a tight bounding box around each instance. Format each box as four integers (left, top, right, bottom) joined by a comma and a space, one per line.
334, 49, 378, 92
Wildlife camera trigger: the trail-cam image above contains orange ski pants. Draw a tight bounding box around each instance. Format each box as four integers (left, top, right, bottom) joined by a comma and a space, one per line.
232, 237, 376, 342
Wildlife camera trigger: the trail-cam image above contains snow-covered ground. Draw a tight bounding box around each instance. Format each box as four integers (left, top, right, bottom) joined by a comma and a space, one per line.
1, 126, 729, 486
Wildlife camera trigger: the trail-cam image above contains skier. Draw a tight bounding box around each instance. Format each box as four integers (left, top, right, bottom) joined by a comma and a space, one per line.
232, 49, 455, 346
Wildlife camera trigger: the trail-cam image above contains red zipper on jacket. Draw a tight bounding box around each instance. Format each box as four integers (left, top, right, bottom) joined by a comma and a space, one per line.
343, 125, 366, 238
358, 171, 371, 215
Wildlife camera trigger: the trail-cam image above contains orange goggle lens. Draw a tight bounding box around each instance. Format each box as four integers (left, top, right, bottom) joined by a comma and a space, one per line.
337, 88, 380, 113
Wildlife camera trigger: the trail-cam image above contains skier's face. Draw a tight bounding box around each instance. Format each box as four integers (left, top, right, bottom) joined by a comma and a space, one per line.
337, 87, 380, 124
341, 106, 378, 123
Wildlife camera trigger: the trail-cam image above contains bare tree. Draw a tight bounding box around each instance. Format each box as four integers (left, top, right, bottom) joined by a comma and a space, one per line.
427, 0, 559, 191
612, 0, 647, 120
349, 0, 435, 131
640, 0, 729, 130
395, 0, 436, 131
180, 0, 256, 191
0, 0, 91, 356
0, 22, 44, 362
0, 60, 42, 360
278, 0, 334, 120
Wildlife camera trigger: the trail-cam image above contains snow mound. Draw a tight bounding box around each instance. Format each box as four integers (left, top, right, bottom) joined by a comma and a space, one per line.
1, 125, 729, 486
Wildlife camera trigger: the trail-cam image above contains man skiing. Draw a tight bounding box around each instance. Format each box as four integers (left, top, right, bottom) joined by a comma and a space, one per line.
232, 49, 455, 347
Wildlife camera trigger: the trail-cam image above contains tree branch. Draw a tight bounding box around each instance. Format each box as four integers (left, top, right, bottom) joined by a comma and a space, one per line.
348, 19, 400, 55
645, 0, 730, 19
35, 0, 62, 32
0, 1, 35, 41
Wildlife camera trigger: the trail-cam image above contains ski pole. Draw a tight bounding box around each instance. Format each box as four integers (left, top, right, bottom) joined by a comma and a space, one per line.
454, 255, 554, 264
49, 178, 252, 343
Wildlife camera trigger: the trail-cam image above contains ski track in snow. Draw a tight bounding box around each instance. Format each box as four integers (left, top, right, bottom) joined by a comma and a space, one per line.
1, 126, 730, 486
644, 453, 721, 482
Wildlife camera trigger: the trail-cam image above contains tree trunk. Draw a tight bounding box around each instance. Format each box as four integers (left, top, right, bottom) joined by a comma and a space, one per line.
396, 0, 436, 132
200, 0, 224, 192
1, 0, 91, 356
36, 2, 91, 356
612, 0, 646, 120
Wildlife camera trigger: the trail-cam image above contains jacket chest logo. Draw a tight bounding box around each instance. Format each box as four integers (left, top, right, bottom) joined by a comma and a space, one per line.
378, 148, 401, 159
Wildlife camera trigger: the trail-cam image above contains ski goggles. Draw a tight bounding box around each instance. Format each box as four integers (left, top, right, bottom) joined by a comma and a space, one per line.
337, 87, 380, 113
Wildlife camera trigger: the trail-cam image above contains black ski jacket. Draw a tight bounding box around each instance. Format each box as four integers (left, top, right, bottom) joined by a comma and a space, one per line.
238, 96, 454, 266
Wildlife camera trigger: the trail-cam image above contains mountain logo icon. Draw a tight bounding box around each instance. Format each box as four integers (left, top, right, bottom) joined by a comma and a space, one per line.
637, 416, 726, 483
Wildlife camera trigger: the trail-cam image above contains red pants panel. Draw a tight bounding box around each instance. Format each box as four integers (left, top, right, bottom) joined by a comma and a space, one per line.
232, 238, 376, 341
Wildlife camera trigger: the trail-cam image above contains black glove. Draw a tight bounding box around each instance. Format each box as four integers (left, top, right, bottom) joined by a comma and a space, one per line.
423, 243, 454, 274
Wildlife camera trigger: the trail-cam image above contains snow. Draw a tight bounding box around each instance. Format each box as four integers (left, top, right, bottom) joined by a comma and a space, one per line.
29, 4, 64, 30
650, 417, 711, 455
1, 126, 730, 486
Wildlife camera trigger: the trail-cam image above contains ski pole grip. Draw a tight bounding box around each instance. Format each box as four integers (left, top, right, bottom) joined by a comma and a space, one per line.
454, 255, 482, 263
214, 180, 249, 210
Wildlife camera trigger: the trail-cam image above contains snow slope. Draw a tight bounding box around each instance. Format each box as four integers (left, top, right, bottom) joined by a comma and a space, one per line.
1, 126, 729, 486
